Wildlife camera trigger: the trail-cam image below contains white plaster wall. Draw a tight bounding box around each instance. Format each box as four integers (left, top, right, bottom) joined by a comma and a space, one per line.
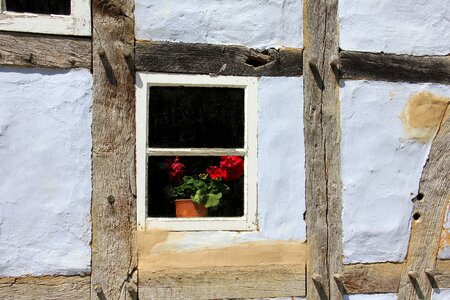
135, 0, 302, 49
433, 289, 450, 300
0, 67, 92, 276
339, 0, 450, 55
151, 77, 306, 252
257, 77, 306, 240
344, 294, 397, 300
438, 205, 450, 259
340, 80, 450, 263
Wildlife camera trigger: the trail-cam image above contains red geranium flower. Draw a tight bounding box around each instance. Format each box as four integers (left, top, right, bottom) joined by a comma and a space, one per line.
206, 165, 226, 180
165, 156, 185, 181
219, 156, 244, 181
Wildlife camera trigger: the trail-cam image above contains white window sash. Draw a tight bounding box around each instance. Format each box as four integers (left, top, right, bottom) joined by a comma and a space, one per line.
0, 0, 91, 36
136, 73, 258, 232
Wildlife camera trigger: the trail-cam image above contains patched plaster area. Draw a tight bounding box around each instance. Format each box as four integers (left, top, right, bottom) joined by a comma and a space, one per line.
341, 80, 450, 263
135, 0, 302, 49
339, 0, 450, 55
139, 77, 305, 255
433, 289, 450, 300
438, 203, 450, 259
0, 67, 92, 276
344, 294, 397, 300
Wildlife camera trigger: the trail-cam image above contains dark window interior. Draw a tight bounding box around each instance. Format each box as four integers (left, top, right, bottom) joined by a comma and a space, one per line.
5, 0, 71, 15
148, 156, 244, 218
148, 86, 245, 148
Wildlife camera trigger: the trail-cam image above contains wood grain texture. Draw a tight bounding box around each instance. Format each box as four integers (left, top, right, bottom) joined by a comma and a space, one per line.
398, 116, 450, 300
0, 31, 91, 69
0, 275, 90, 300
435, 260, 450, 288
135, 40, 303, 77
343, 260, 450, 294
139, 264, 306, 300
91, 0, 137, 299
339, 51, 450, 84
343, 263, 402, 294
304, 0, 342, 299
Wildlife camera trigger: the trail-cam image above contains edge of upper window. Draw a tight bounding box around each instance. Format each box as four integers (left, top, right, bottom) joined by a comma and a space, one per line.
0, 0, 91, 36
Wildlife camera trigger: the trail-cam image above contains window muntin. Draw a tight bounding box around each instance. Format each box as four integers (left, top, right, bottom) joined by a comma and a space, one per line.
136, 73, 258, 231
0, 0, 90, 36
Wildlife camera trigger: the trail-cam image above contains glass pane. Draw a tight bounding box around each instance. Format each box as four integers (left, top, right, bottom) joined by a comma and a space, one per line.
6, 0, 71, 15
147, 156, 244, 218
148, 86, 245, 148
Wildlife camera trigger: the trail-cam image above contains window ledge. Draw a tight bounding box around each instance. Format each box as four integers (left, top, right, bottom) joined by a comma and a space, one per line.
145, 216, 257, 231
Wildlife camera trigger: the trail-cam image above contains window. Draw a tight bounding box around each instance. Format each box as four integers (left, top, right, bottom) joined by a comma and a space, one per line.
136, 73, 258, 231
0, 0, 90, 36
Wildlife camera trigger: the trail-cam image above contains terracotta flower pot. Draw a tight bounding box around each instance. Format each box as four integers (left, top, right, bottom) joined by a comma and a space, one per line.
175, 199, 208, 218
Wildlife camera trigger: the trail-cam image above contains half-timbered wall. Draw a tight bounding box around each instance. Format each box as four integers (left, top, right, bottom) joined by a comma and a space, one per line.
0, 0, 449, 299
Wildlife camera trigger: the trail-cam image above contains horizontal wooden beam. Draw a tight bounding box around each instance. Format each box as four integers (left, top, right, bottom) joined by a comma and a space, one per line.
135, 40, 303, 77
343, 260, 450, 294
139, 264, 306, 299
435, 260, 450, 288
339, 50, 450, 84
0, 31, 91, 69
343, 262, 402, 294
0, 275, 90, 300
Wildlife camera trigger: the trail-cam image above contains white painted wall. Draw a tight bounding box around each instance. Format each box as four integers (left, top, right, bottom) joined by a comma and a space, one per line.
135, 0, 302, 49
344, 294, 397, 300
339, 0, 450, 55
340, 80, 450, 263
0, 67, 92, 276
149, 77, 306, 252
433, 289, 450, 300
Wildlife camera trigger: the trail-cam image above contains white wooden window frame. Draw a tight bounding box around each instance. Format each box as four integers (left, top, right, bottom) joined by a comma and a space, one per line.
0, 0, 90, 36
136, 73, 258, 231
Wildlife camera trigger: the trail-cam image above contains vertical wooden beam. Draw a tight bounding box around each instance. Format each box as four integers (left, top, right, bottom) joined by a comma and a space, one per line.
304, 0, 341, 299
91, 0, 137, 299
398, 116, 450, 300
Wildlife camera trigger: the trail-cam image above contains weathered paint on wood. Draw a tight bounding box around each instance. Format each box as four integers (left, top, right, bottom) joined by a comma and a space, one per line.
0, 275, 90, 300
339, 51, 450, 84
0, 31, 91, 69
139, 264, 306, 299
135, 40, 303, 77
304, 0, 342, 299
398, 116, 450, 299
91, 0, 137, 299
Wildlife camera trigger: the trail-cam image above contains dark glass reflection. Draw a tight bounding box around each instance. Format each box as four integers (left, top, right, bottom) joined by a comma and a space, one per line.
148, 156, 244, 218
148, 86, 244, 148
6, 0, 71, 15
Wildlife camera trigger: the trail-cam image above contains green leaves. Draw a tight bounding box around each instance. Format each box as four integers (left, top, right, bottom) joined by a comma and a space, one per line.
192, 189, 222, 208
204, 192, 222, 208
168, 174, 228, 208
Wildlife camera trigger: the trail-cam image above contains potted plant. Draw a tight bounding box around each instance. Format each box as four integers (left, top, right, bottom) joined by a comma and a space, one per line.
164, 156, 244, 218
